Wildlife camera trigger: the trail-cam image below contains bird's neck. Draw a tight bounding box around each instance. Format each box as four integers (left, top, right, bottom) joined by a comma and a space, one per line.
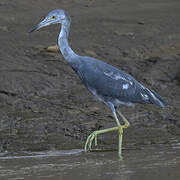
58, 20, 78, 64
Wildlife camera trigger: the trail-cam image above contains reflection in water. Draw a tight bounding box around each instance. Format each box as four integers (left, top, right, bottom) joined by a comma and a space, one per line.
0, 137, 180, 180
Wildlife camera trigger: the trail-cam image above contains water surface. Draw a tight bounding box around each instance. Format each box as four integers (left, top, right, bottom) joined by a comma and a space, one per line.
0, 137, 180, 180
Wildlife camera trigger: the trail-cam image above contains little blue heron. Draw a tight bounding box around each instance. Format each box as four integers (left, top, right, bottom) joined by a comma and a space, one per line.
29, 9, 166, 158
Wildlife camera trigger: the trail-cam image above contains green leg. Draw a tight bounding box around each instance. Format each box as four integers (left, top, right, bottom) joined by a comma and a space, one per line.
114, 110, 130, 158
84, 110, 130, 159
117, 110, 130, 129
84, 126, 119, 152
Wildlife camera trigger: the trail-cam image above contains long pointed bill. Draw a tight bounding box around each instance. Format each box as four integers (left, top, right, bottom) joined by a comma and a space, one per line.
29, 24, 41, 33
29, 18, 50, 33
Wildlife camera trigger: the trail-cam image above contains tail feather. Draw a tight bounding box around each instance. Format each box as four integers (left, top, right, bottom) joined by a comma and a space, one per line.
144, 88, 166, 107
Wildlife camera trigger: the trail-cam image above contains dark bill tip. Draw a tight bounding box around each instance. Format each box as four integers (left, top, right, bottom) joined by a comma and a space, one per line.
28, 24, 39, 33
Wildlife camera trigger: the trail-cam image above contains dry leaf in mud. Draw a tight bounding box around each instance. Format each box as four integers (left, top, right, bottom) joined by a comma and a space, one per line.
44, 45, 59, 53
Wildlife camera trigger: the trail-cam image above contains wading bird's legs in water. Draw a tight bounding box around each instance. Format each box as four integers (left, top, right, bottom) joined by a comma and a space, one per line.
113, 110, 130, 159
84, 106, 130, 158
84, 126, 119, 152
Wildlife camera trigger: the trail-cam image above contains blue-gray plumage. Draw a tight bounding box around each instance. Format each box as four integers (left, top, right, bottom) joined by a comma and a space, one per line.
30, 9, 166, 158
75, 56, 166, 108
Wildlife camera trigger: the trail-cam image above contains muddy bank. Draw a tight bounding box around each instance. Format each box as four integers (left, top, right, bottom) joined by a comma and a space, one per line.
0, 0, 180, 152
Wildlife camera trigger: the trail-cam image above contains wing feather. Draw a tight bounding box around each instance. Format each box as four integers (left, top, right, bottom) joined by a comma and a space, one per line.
77, 57, 139, 102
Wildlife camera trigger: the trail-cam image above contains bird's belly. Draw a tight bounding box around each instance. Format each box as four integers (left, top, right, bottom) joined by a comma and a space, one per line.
113, 99, 135, 107
89, 87, 135, 108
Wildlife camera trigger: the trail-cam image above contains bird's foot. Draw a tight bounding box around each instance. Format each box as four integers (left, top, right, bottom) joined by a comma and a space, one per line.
84, 130, 98, 152
84, 126, 120, 152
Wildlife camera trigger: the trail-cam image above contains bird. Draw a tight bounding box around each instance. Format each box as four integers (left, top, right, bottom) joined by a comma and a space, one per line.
29, 9, 166, 159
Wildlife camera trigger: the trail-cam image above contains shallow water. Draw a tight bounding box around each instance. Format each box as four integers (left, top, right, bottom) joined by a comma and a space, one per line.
0, 137, 180, 180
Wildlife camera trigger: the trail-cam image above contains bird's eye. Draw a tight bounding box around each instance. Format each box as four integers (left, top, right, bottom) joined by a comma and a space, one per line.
51, 16, 56, 19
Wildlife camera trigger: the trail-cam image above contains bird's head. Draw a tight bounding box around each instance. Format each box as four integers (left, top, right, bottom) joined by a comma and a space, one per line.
29, 9, 69, 33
